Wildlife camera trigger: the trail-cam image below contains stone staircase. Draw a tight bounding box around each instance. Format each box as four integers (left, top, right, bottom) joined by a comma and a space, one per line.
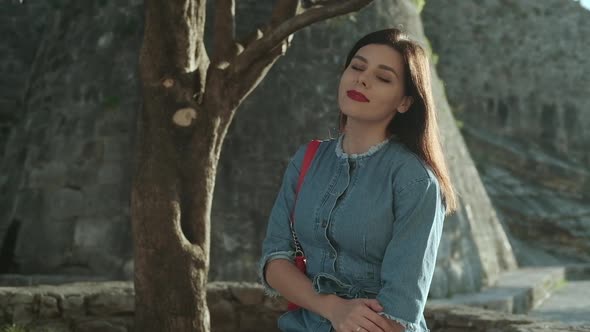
429, 264, 590, 325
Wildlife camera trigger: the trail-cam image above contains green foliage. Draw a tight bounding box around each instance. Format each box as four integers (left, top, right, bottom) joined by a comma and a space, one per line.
1, 324, 27, 332
103, 95, 121, 110
431, 52, 439, 66
0, 324, 58, 332
412, 0, 426, 13
554, 278, 568, 290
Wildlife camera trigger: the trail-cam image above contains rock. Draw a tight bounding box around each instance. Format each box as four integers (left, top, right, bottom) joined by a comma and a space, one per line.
229, 282, 264, 305
121, 260, 133, 280
61, 294, 85, 318
75, 320, 127, 332
39, 294, 60, 318
422, 0, 590, 264
86, 287, 134, 316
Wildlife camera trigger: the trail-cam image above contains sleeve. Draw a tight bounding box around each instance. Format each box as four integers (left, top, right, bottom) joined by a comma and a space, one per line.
376, 176, 446, 331
257, 144, 307, 297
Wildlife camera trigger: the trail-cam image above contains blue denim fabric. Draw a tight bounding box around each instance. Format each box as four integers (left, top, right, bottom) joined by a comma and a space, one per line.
259, 133, 446, 332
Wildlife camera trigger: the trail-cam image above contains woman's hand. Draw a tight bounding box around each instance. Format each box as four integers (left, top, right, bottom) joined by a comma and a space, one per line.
326, 298, 396, 332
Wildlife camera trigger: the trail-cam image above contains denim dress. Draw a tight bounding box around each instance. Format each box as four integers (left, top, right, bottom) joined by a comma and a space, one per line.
258, 133, 446, 332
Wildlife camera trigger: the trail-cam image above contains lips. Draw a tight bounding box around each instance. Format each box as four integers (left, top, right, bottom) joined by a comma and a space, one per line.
346, 90, 369, 102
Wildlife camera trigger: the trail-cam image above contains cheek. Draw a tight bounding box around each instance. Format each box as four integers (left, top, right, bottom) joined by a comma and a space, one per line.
380, 87, 402, 105
337, 76, 349, 100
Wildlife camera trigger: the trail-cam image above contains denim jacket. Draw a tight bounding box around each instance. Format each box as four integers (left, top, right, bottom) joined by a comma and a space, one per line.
258, 133, 446, 332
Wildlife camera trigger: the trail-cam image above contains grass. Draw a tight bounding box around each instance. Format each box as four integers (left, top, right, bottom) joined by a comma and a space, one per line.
0, 325, 26, 332
0, 324, 58, 332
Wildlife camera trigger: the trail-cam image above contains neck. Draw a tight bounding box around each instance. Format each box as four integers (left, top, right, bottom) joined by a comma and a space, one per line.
342, 120, 389, 155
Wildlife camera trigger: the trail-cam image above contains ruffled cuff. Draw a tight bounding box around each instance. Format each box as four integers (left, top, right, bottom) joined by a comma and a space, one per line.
378, 312, 424, 332
258, 250, 295, 297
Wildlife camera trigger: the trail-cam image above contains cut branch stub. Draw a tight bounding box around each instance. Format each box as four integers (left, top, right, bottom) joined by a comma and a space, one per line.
172, 107, 198, 127
162, 78, 175, 88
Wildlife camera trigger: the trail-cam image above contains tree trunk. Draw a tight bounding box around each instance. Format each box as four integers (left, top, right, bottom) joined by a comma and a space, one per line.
132, 0, 222, 330
132, 0, 373, 330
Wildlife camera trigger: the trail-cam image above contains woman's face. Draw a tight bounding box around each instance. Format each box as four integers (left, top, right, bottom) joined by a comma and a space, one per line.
338, 43, 413, 126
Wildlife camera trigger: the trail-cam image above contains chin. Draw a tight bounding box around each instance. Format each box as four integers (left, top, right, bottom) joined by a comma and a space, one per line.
341, 103, 364, 116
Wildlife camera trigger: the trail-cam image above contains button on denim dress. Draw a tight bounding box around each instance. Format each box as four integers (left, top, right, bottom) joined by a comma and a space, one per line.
259, 133, 446, 332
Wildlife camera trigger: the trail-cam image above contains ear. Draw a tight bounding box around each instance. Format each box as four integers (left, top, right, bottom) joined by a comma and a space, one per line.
397, 96, 414, 114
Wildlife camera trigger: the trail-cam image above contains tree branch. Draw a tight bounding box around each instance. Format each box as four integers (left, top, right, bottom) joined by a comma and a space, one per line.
231, 42, 288, 110
270, 0, 300, 28
301, 0, 345, 9
212, 0, 235, 66
232, 0, 373, 75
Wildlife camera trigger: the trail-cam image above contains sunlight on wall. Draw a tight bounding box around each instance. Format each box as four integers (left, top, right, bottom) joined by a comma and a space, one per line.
578, 0, 590, 10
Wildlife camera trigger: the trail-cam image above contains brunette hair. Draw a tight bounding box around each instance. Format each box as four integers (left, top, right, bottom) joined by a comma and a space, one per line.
339, 28, 457, 214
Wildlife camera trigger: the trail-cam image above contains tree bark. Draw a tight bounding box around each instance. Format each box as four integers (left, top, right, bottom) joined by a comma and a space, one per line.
132, 0, 373, 331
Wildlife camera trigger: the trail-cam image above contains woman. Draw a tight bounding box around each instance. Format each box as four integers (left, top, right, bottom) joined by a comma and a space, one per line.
258, 28, 457, 332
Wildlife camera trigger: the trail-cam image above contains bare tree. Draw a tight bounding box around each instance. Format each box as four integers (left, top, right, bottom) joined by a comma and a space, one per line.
132, 0, 374, 330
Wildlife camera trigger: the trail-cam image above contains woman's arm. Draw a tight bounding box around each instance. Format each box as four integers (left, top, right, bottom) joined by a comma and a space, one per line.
377, 174, 445, 331
265, 259, 396, 332
265, 259, 341, 317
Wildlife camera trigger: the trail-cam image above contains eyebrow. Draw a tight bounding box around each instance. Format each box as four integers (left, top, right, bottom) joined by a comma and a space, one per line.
352, 55, 399, 78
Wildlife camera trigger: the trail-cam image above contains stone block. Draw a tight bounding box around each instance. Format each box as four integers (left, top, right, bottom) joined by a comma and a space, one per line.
102, 136, 127, 162
209, 298, 238, 332
121, 260, 133, 280
12, 303, 34, 325
86, 288, 134, 316
46, 187, 85, 220
229, 282, 264, 305
83, 184, 128, 218
12, 189, 43, 223
97, 162, 125, 185
67, 165, 99, 188
237, 308, 279, 332
75, 319, 127, 332
14, 220, 75, 273
61, 294, 85, 318
26, 320, 71, 332
39, 295, 60, 318
73, 218, 119, 249
262, 295, 288, 312
29, 162, 68, 188
10, 291, 34, 305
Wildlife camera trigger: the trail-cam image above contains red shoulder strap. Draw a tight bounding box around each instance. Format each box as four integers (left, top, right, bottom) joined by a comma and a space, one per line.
290, 140, 321, 224
296, 140, 321, 195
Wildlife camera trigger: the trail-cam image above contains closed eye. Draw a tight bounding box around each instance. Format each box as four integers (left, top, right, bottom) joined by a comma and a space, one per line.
351, 65, 391, 83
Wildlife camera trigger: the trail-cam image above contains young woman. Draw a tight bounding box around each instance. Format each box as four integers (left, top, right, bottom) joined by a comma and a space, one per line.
258, 28, 457, 332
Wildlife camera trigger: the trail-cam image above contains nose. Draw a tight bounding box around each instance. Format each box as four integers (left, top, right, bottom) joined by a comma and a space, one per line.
356, 72, 368, 88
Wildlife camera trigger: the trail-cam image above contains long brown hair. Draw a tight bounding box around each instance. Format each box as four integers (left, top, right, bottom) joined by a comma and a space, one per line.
339, 28, 457, 214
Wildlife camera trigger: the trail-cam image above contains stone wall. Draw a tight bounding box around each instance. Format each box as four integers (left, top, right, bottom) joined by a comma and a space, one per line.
0, 0, 142, 278
0, 0, 52, 158
421, 0, 590, 264
1, 0, 517, 297
0, 282, 587, 332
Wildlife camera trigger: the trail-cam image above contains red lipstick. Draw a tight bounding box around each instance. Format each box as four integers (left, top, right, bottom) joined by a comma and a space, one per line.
346, 90, 369, 102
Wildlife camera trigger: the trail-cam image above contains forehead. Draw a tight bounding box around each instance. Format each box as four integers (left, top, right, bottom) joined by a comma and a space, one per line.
353, 44, 404, 71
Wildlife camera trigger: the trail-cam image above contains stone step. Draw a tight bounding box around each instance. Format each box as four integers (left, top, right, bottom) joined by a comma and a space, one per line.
429, 266, 566, 314
529, 280, 590, 325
